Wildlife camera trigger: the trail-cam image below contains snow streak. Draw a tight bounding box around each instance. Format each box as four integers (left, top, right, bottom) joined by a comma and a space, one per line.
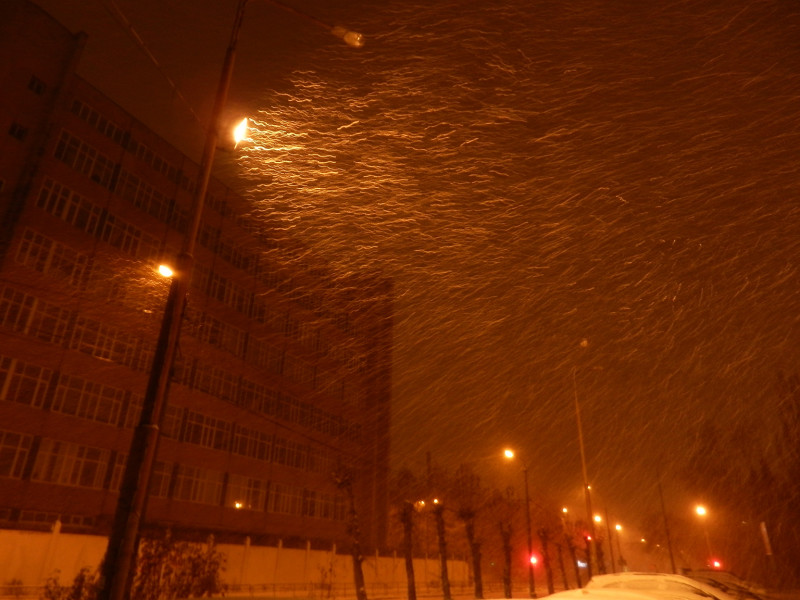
234, 0, 800, 510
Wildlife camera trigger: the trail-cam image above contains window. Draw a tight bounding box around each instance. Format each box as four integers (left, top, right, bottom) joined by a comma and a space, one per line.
37, 178, 103, 234
28, 76, 47, 95
183, 411, 231, 451
316, 492, 345, 520
16, 229, 89, 286
0, 430, 32, 478
149, 461, 173, 498
0, 286, 36, 333
31, 438, 109, 489
173, 464, 224, 505
245, 338, 283, 373
54, 130, 116, 189
109, 453, 126, 491
69, 100, 127, 147
302, 489, 317, 517
272, 437, 307, 470
193, 313, 246, 357
226, 474, 269, 511
8, 122, 28, 141
0, 356, 52, 408
268, 482, 303, 515
70, 317, 150, 370
192, 364, 238, 403
116, 170, 173, 223
284, 355, 316, 389
232, 426, 272, 461
51, 374, 125, 425
28, 301, 73, 345
161, 405, 184, 439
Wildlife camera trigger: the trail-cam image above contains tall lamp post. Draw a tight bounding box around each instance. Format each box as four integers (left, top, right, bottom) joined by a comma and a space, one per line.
504, 449, 536, 598
695, 505, 714, 562
96, 4, 362, 600
614, 524, 625, 571
572, 352, 597, 572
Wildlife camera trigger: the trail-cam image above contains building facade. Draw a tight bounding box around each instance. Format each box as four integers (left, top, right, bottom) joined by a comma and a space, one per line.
0, 0, 391, 551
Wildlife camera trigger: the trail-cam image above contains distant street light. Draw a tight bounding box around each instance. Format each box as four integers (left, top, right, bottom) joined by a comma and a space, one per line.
95, 4, 362, 600
504, 448, 537, 598
614, 524, 625, 571
695, 504, 714, 561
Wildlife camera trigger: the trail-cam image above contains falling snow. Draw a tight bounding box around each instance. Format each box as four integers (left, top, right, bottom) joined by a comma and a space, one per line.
36, 0, 800, 524
227, 0, 800, 516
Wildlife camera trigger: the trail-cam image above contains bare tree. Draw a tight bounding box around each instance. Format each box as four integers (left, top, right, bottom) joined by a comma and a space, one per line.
334, 471, 367, 600
400, 501, 418, 600
433, 501, 452, 600
537, 528, 555, 594
452, 465, 486, 599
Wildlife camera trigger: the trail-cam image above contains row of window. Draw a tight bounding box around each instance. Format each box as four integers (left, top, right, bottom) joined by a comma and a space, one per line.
54, 116, 361, 335
5, 78, 46, 144
0, 285, 363, 441
36, 172, 362, 373
116, 168, 189, 234
70, 98, 237, 224
15, 202, 366, 407
70, 99, 192, 194
0, 429, 346, 520
0, 354, 357, 471
0, 355, 140, 425
53, 127, 319, 314
38, 176, 161, 261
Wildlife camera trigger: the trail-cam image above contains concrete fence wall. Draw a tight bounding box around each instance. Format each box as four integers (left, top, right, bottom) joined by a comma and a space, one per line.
0, 528, 470, 596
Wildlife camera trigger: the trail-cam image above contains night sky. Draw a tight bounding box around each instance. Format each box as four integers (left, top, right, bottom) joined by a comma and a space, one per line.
31, 0, 800, 533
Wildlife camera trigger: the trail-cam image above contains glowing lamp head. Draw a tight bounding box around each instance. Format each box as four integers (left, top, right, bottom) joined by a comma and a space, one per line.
158, 264, 174, 278
530, 555, 538, 565
504, 449, 515, 459
233, 118, 248, 148
331, 26, 364, 48
711, 559, 722, 569
696, 505, 707, 517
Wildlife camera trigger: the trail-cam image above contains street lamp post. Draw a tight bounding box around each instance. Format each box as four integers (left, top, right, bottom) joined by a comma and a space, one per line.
601, 511, 616, 573
572, 360, 598, 572
696, 505, 713, 562
504, 449, 536, 598
614, 525, 625, 571
95, 4, 362, 600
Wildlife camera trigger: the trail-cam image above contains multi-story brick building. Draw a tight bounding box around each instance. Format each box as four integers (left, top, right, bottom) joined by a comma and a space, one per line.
0, 0, 392, 551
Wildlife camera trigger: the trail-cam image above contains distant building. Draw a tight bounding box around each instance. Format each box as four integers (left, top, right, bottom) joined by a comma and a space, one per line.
0, 0, 391, 551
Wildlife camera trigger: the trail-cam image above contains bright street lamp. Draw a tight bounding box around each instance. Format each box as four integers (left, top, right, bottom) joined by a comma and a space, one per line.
614, 524, 625, 571
96, 4, 362, 600
695, 504, 714, 561
504, 448, 537, 598
233, 117, 248, 148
